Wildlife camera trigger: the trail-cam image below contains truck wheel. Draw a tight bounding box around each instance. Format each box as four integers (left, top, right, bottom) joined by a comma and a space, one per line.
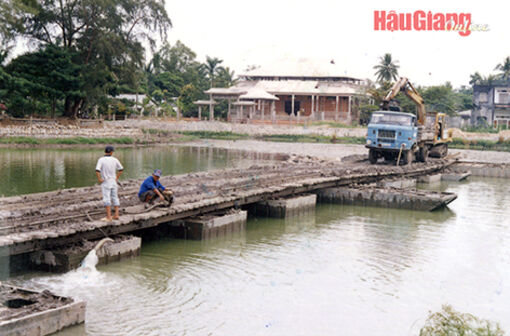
442, 145, 448, 158
418, 146, 429, 162
402, 150, 414, 165
368, 149, 378, 164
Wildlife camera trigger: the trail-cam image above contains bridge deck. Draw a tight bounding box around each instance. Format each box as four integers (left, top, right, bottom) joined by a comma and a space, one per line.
0, 159, 453, 256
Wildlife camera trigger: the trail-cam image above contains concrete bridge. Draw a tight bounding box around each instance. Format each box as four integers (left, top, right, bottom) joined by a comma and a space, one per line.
0, 157, 458, 261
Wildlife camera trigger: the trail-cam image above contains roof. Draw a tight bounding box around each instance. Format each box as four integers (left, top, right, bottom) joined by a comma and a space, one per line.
232, 79, 361, 96
232, 101, 256, 106
241, 57, 360, 80
204, 88, 246, 95
194, 100, 218, 105
239, 88, 279, 101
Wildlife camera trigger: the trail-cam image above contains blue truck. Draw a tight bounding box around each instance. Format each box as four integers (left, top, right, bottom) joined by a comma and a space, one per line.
365, 78, 451, 165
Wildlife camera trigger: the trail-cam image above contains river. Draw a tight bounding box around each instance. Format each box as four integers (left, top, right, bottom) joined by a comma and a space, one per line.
2, 146, 509, 335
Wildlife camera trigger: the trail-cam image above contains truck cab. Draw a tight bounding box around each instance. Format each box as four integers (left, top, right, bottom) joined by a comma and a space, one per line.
366, 111, 418, 164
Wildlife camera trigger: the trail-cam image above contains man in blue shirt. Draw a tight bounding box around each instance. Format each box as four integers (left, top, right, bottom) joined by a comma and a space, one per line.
138, 169, 173, 205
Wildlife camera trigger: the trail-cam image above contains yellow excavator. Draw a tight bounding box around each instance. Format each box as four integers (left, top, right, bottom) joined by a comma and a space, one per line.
365, 77, 452, 164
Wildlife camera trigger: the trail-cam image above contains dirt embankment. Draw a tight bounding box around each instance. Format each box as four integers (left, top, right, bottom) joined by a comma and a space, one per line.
0, 118, 142, 139
117, 119, 367, 138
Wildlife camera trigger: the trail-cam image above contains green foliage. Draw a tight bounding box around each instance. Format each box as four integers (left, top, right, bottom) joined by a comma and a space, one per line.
494, 56, 510, 80
373, 53, 400, 83
178, 131, 249, 140
3, 45, 84, 117
1, 0, 171, 118
308, 121, 357, 128
420, 305, 504, 336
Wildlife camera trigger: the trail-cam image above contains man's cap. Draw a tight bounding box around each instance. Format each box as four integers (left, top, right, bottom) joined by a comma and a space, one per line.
105, 145, 114, 153
153, 169, 162, 177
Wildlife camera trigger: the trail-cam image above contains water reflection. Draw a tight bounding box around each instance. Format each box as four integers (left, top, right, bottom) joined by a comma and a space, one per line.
0, 146, 279, 196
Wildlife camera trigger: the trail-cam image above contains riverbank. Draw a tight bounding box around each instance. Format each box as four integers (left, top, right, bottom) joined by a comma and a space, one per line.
173, 139, 510, 164
3, 118, 510, 153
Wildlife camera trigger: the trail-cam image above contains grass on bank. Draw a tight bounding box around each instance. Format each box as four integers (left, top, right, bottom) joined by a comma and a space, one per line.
449, 137, 510, 151
307, 121, 358, 129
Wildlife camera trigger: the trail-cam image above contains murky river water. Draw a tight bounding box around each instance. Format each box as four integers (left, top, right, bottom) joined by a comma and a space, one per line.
3, 147, 510, 335
0, 146, 276, 196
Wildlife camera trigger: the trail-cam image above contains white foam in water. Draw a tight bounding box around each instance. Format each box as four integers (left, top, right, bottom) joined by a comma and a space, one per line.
79, 249, 99, 272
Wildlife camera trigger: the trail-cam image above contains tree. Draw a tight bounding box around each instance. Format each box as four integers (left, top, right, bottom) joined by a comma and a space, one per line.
373, 53, 400, 83
202, 56, 224, 88
420, 305, 503, 336
216, 67, 237, 88
469, 72, 497, 86
145, 41, 207, 117
494, 56, 510, 80
2, 0, 171, 118
4, 45, 84, 117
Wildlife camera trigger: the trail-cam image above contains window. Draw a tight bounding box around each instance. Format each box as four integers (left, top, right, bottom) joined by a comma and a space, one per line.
370, 113, 413, 126
495, 88, 510, 104
478, 92, 488, 103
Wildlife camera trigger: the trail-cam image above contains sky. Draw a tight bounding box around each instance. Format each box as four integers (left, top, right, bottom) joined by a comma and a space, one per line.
163, 0, 510, 88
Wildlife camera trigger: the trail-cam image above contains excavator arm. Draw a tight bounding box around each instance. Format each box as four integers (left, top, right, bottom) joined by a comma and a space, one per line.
382, 77, 426, 125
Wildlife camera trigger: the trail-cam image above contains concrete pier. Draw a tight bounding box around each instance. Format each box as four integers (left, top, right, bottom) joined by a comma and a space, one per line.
452, 163, 510, 178
441, 172, 471, 182
418, 174, 442, 184
171, 210, 247, 240
255, 194, 317, 218
379, 179, 417, 189
0, 285, 85, 336
317, 187, 457, 211
29, 235, 141, 272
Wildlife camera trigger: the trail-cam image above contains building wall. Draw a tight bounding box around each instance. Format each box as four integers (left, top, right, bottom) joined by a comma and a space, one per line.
473, 85, 494, 125
473, 83, 510, 126
274, 95, 349, 117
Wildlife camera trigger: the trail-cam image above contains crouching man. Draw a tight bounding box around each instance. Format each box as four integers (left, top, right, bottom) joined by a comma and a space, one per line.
138, 169, 173, 206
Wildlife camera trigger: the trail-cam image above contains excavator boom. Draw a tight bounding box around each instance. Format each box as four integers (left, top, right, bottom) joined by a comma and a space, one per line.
382, 77, 426, 125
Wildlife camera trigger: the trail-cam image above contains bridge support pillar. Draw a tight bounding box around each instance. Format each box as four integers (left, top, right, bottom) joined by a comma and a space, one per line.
171, 210, 247, 240
29, 235, 141, 273
255, 194, 317, 218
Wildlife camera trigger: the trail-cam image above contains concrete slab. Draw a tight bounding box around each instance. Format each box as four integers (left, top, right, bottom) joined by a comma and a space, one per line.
174, 210, 247, 240
29, 235, 141, 272
256, 194, 317, 218
379, 179, 417, 189
441, 172, 471, 182
418, 174, 442, 183
0, 285, 85, 336
317, 187, 457, 211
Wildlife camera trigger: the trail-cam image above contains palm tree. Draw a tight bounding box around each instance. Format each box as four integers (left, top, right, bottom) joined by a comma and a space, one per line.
494, 56, 510, 80
203, 56, 224, 88
216, 67, 237, 88
469, 72, 483, 85
373, 53, 400, 83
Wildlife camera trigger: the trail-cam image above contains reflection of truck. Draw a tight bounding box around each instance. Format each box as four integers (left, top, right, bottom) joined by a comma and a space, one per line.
365, 77, 451, 165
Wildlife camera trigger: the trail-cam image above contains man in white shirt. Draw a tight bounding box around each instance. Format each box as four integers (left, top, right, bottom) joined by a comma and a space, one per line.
95, 145, 124, 221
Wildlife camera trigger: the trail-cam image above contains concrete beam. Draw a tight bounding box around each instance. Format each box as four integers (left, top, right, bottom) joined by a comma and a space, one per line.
418, 174, 442, 183
256, 194, 316, 218
317, 187, 457, 211
441, 172, 471, 182
379, 179, 417, 189
0, 285, 85, 336
29, 235, 141, 272
172, 210, 247, 240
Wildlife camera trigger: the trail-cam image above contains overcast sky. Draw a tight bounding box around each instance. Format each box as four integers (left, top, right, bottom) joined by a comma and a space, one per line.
164, 0, 509, 88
